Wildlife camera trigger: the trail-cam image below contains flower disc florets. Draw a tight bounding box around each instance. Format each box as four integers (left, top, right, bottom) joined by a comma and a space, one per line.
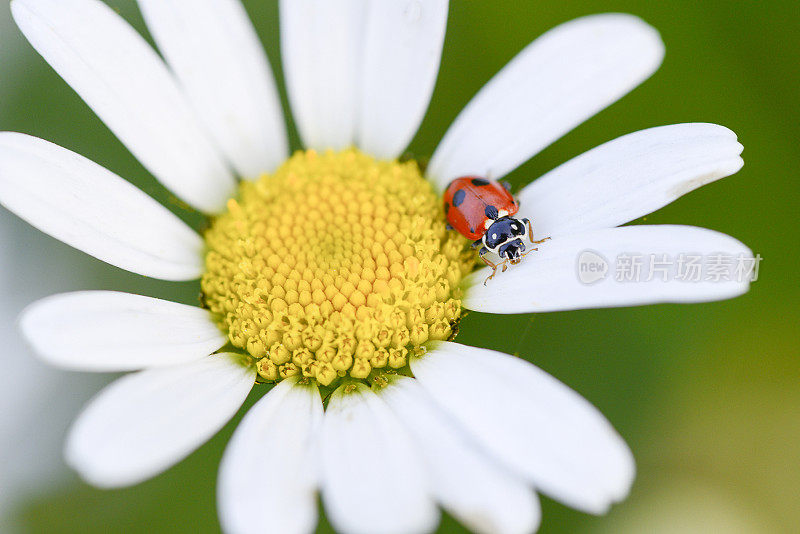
201, 149, 475, 387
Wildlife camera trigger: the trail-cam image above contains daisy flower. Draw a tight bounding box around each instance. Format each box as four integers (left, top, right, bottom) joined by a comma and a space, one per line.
0, 0, 753, 533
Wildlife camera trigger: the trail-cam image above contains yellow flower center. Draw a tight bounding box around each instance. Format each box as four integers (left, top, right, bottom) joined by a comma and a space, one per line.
201, 149, 475, 387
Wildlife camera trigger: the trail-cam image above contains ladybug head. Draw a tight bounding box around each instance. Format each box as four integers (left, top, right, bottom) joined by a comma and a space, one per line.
483, 216, 527, 251
499, 238, 526, 264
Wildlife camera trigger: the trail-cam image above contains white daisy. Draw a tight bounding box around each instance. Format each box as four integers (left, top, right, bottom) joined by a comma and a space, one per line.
0, 1, 753, 534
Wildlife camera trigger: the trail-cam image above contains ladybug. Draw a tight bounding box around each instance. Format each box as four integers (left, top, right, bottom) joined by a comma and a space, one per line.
443, 176, 549, 284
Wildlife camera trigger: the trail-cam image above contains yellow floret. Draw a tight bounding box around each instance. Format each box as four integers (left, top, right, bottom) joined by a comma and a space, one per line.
202, 149, 475, 386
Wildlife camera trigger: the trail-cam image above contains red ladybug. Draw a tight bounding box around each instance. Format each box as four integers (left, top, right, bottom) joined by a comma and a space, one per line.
443, 176, 548, 283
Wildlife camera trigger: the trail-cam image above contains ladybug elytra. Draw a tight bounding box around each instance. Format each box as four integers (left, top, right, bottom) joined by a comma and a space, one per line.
443, 176, 549, 284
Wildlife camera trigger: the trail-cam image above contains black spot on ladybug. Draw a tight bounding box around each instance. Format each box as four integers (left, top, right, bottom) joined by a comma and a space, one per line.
485, 205, 499, 219
471, 178, 490, 186
452, 189, 466, 207
469, 226, 475, 234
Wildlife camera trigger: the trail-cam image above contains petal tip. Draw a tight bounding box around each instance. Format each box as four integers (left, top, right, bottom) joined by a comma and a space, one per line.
16, 298, 57, 366
64, 429, 126, 490
582, 12, 666, 61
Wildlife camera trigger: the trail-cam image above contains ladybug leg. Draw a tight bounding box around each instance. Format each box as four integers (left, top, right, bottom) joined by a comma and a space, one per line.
446, 223, 454, 231
479, 247, 509, 285
479, 247, 499, 285
523, 218, 534, 241
500, 180, 512, 192
471, 238, 483, 249
523, 218, 551, 245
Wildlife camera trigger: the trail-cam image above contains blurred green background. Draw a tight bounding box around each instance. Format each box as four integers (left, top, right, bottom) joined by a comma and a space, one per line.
1, 0, 797, 533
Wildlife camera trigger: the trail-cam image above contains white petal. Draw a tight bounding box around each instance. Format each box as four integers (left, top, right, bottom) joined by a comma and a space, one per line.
137, 0, 288, 179
19, 291, 226, 372
11, 0, 235, 213
427, 14, 664, 191
320, 382, 438, 534
379, 376, 540, 534
411, 342, 635, 514
218, 378, 322, 534
357, 0, 449, 159
65, 354, 254, 488
0, 133, 204, 280
280, 0, 366, 150
464, 225, 753, 314
518, 123, 744, 238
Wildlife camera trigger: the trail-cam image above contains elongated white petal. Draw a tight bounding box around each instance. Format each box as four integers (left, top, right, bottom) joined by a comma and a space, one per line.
464, 225, 753, 314
357, 0, 448, 158
321, 382, 438, 534
411, 343, 635, 514
379, 376, 540, 534
280, 0, 366, 150
65, 354, 254, 488
518, 124, 744, 238
19, 291, 226, 372
11, 0, 235, 212
137, 0, 288, 179
0, 133, 203, 280
218, 378, 322, 534
427, 14, 664, 191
